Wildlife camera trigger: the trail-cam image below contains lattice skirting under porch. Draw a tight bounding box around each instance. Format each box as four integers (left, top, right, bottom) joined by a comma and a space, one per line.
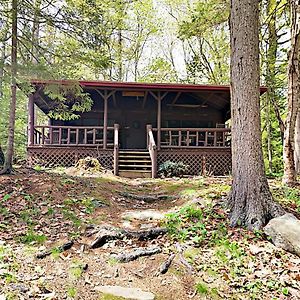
157, 149, 232, 176
27, 147, 114, 170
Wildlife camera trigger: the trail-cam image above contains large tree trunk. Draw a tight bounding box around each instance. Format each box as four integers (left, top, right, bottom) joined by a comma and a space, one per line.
295, 111, 300, 173
283, 0, 300, 185
228, 0, 284, 230
1, 0, 17, 174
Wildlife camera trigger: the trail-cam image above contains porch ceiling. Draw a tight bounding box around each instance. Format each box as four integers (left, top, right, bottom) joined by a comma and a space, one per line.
31, 79, 267, 114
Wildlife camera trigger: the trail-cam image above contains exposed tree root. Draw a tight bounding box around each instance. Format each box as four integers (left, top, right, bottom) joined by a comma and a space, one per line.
119, 192, 173, 203
113, 247, 161, 263
36, 241, 74, 259
90, 226, 167, 249
175, 243, 194, 274
158, 253, 175, 275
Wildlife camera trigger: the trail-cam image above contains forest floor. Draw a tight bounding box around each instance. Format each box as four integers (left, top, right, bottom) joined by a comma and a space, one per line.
1, 167, 300, 300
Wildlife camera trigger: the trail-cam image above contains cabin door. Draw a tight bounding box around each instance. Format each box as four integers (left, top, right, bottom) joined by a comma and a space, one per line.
120, 112, 147, 149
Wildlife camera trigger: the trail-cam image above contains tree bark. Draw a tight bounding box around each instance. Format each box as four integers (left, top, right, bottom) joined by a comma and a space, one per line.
1, 0, 18, 174
228, 0, 284, 230
295, 111, 300, 173
283, 0, 300, 184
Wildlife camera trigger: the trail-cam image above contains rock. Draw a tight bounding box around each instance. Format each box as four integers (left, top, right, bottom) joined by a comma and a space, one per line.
9, 283, 29, 293
264, 213, 300, 256
122, 210, 165, 221
95, 285, 155, 300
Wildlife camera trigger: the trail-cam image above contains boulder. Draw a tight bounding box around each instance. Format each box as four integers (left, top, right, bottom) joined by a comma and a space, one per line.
264, 213, 300, 256
95, 285, 155, 300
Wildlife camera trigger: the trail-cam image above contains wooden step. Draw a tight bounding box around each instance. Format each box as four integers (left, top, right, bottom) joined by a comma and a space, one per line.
119, 165, 151, 168
119, 170, 152, 178
119, 151, 149, 154
119, 159, 151, 163
118, 150, 152, 178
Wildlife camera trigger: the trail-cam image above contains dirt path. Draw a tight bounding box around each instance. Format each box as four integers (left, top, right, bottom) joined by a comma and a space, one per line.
1, 169, 300, 299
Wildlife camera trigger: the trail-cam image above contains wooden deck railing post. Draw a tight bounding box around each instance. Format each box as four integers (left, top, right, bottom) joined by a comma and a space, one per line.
28, 94, 34, 146
103, 91, 108, 149
157, 93, 161, 151
147, 124, 157, 178
113, 124, 119, 176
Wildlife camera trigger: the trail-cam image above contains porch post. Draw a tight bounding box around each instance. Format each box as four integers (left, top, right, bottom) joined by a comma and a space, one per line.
103, 91, 108, 149
28, 94, 34, 146
157, 92, 161, 150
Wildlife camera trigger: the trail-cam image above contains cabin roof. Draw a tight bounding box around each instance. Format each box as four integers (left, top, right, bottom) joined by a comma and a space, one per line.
31, 79, 267, 93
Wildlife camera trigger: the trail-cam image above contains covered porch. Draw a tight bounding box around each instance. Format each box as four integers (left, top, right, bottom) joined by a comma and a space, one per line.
27, 80, 233, 177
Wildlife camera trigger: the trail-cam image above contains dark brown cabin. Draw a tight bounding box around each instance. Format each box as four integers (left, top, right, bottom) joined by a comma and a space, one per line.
27, 80, 257, 178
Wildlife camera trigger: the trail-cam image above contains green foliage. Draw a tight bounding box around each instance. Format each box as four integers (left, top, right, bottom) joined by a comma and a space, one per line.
195, 282, 209, 295
18, 230, 47, 245
45, 83, 93, 120
139, 58, 178, 83
179, 0, 229, 37
164, 205, 207, 244
158, 160, 189, 177
67, 286, 77, 298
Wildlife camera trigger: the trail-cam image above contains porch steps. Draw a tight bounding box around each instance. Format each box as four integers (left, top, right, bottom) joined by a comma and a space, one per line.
118, 150, 152, 178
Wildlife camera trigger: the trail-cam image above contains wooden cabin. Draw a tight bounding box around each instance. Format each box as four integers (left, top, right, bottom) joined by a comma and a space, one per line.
28, 80, 237, 178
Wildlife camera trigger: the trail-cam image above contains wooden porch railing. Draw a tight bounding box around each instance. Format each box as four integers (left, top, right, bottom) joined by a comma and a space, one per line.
152, 127, 231, 148
32, 125, 114, 148
147, 125, 157, 178
113, 124, 119, 175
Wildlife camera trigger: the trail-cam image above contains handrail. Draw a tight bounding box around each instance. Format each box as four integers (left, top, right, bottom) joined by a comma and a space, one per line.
32, 125, 114, 147
152, 127, 231, 148
34, 125, 114, 130
152, 127, 230, 132
113, 124, 119, 176
147, 124, 157, 178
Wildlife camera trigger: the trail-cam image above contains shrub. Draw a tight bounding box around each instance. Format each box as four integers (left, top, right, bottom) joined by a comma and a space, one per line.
158, 160, 189, 177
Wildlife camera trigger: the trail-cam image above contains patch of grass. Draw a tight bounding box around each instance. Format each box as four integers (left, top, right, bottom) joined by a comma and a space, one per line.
107, 257, 119, 266
33, 165, 43, 172
60, 177, 76, 185
164, 205, 209, 244
69, 260, 85, 280
2, 194, 11, 202
180, 188, 199, 199
18, 229, 47, 245
19, 208, 40, 226
67, 286, 77, 298
62, 209, 82, 228
183, 248, 201, 264
195, 282, 209, 295
272, 185, 300, 213
0, 245, 19, 284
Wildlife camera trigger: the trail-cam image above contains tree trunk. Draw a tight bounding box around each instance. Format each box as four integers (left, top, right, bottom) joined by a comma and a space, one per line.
283, 0, 300, 185
1, 0, 17, 174
265, 0, 279, 174
294, 111, 300, 173
0, 145, 4, 165
228, 0, 284, 230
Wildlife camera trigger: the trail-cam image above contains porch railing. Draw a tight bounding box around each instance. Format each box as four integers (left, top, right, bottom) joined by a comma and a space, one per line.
113, 124, 119, 175
147, 125, 157, 178
152, 127, 231, 148
32, 125, 114, 148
